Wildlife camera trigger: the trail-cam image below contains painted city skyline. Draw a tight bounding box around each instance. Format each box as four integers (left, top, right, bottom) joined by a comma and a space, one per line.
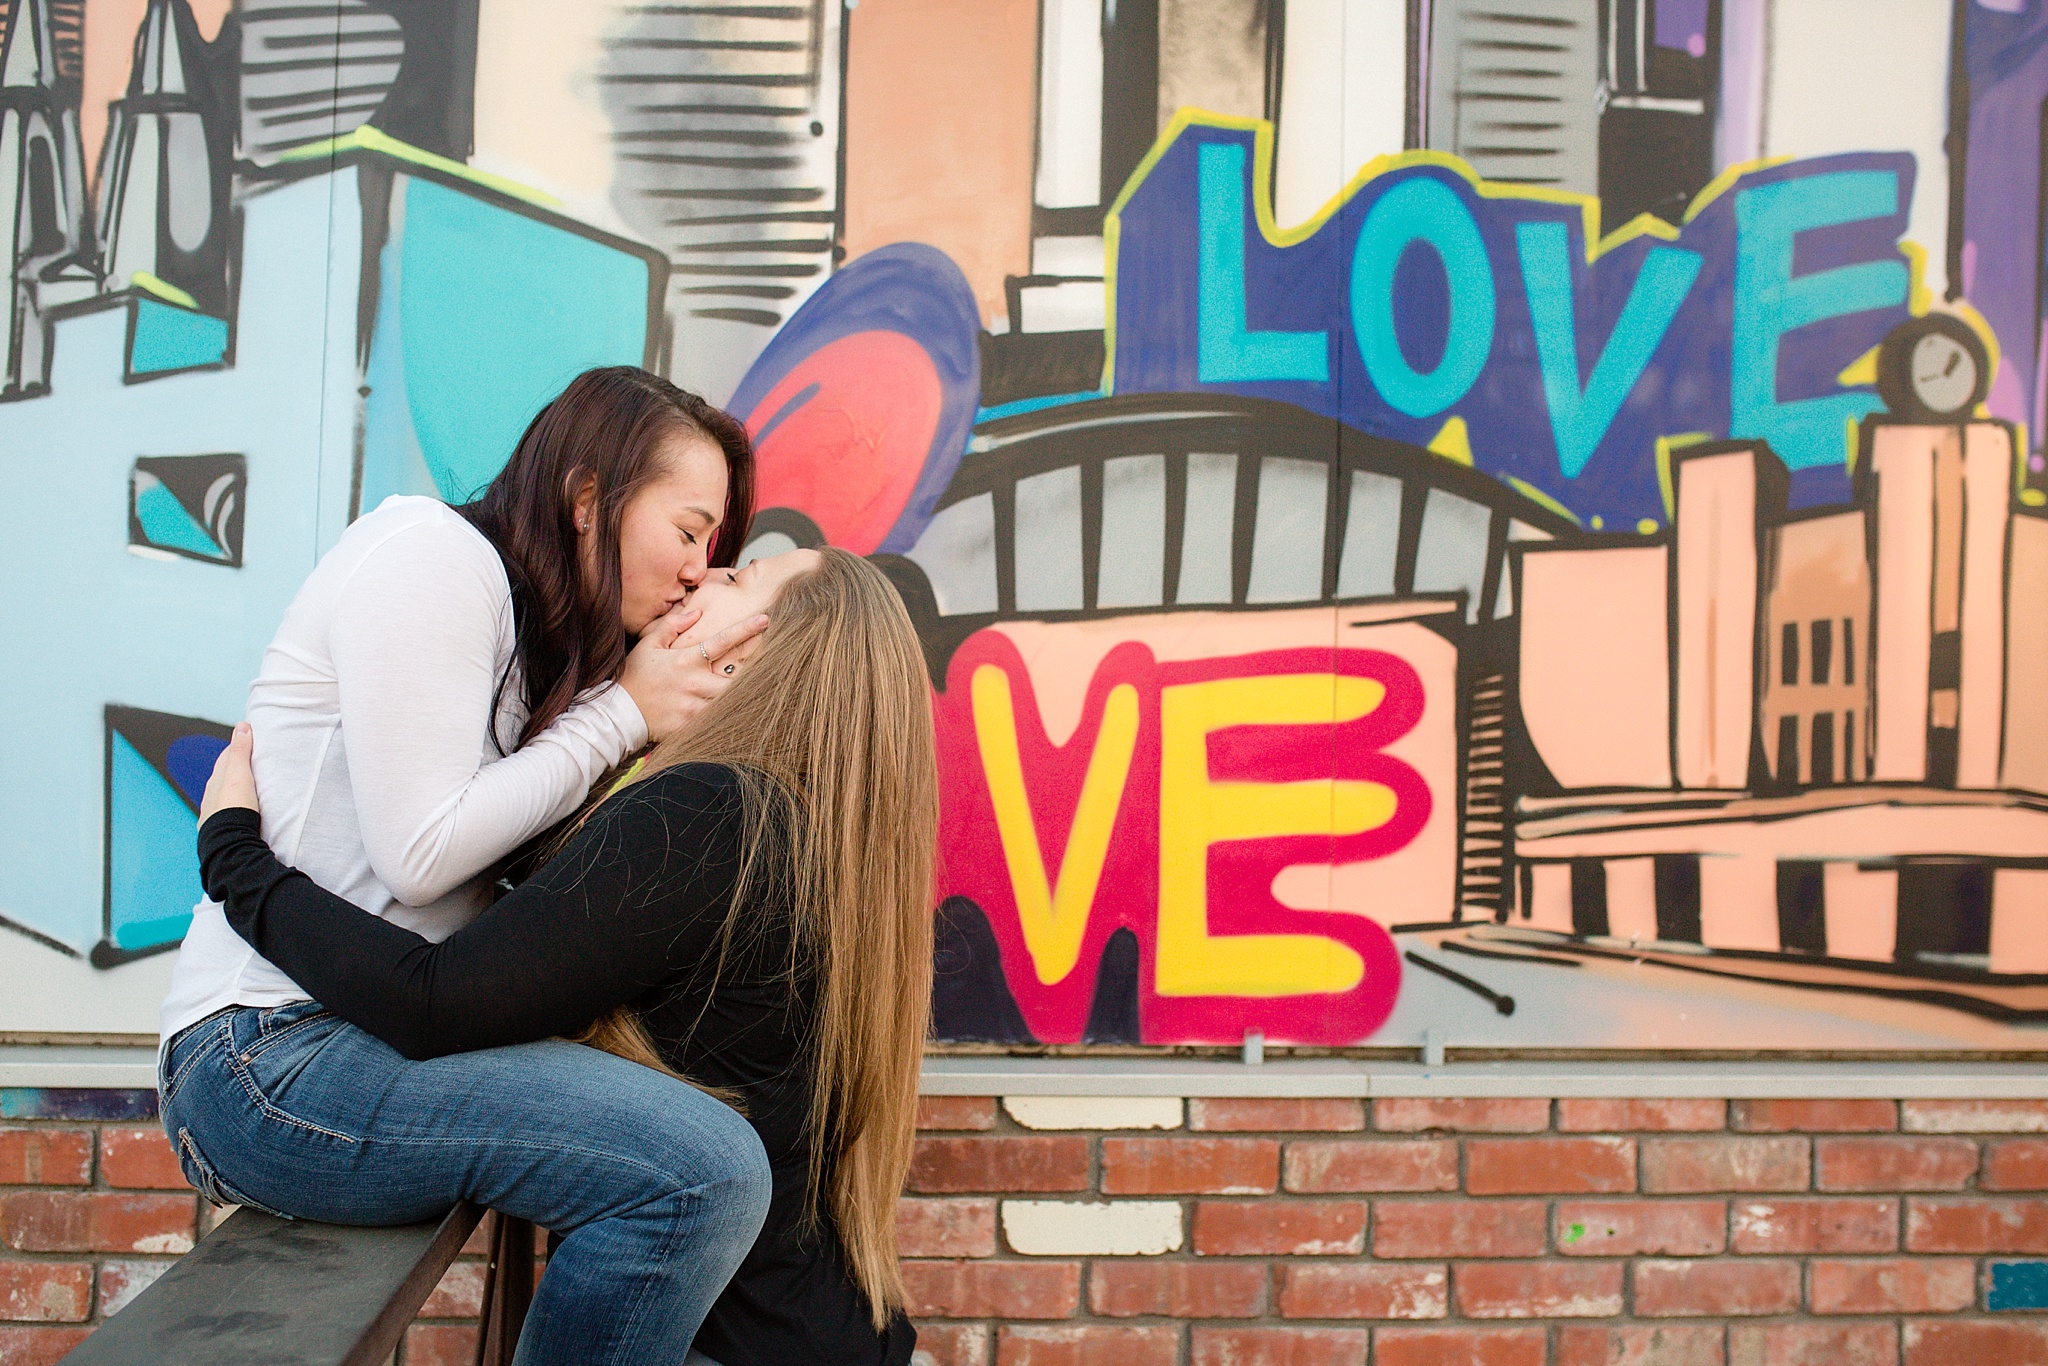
5, 0, 2046, 1054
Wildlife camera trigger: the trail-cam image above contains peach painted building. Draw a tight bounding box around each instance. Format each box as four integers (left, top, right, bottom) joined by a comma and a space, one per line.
1511, 421, 2048, 988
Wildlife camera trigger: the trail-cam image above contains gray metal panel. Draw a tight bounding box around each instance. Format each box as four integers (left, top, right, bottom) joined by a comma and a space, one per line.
1427, 0, 1600, 194
1098, 454, 1166, 609
1014, 465, 1086, 611
1246, 457, 1329, 604
908, 493, 998, 616
238, 2, 402, 164
64, 1203, 482, 1366
1337, 469, 1404, 598
1414, 486, 1493, 621
599, 0, 843, 400
1176, 451, 1238, 605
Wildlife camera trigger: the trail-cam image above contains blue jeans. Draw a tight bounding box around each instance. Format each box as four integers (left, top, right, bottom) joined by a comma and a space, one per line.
160, 1002, 770, 1366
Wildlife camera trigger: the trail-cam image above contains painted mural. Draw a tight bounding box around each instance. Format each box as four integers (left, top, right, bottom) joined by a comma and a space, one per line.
5, 0, 2048, 1053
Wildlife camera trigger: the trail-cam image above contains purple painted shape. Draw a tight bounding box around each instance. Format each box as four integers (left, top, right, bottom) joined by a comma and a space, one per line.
1655, 0, 1709, 53
1962, 3, 2048, 441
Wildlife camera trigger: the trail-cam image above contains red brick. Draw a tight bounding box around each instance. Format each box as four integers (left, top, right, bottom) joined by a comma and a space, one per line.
908, 1138, 1089, 1193
1733, 1100, 1898, 1133
1101, 1138, 1278, 1195
1453, 1261, 1623, 1319
1373, 1200, 1547, 1259
1556, 1200, 1725, 1256
0, 1326, 93, 1366
1193, 1200, 1365, 1256
1090, 1262, 1266, 1318
1282, 1140, 1456, 1193
1903, 1101, 2048, 1134
919, 1098, 999, 1131
1373, 1099, 1549, 1133
1373, 1326, 1546, 1366
1816, 1137, 1979, 1191
0, 1132, 90, 1188
1467, 1137, 1636, 1194
1983, 1139, 2048, 1191
403, 1324, 479, 1366
0, 1192, 197, 1254
1558, 1100, 1727, 1132
897, 1198, 998, 1258
1730, 1197, 1897, 1253
416, 1260, 485, 1318
902, 1260, 1080, 1319
1641, 1137, 1809, 1192
1809, 1257, 1975, 1314
1190, 1099, 1365, 1133
1191, 1326, 1372, 1366
1557, 1324, 1726, 1366
913, 1323, 992, 1366
996, 1324, 1178, 1366
1632, 1259, 1801, 1317
1903, 1321, 2048, 1365
1907, 1196, 2048, 1252
0, 1264, 89, 1323
1275, 1264, 1446, 1320
1730, 1322, 1898, 1366
98, 1128, 189, 1191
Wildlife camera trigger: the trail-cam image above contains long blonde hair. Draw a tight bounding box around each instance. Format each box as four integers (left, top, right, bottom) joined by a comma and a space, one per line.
576, 548, 936, 1328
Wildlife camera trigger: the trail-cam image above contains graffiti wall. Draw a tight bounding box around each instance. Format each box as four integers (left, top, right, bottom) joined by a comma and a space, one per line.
5, 0, 2047, 1053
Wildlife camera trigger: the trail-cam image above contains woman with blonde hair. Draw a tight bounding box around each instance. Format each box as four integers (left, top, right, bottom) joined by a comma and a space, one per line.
196, 546, 936, 1365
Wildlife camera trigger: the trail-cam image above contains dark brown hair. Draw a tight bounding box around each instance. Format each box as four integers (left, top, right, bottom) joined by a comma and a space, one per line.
459, 366, 756, 750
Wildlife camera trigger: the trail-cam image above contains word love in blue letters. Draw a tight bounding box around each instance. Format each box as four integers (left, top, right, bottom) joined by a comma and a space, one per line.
1107, 118, 1919, 524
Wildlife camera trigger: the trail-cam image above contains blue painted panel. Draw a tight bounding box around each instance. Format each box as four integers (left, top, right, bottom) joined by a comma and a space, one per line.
395, 177, 651, 504
107, 734, 202, 951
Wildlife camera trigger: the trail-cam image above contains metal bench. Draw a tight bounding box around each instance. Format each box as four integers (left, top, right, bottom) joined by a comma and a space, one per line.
62, 1201, 486, 1366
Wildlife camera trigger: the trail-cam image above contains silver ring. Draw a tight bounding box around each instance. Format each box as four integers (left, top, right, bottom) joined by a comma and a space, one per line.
698, 643, 710, 662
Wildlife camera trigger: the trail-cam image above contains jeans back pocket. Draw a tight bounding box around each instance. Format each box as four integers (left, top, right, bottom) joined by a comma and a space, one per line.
174, 1126, 295, 1221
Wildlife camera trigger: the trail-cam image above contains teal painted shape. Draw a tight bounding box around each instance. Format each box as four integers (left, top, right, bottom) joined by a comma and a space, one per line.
108, 733, 201, 950
1990, 1261, 2048, 1311
1731, 170, 1906, 471
129, 298, 229, 375
1350, 176, 1498, 419
1517, 222, 1704, 479
132, 473, 225, 559
1197, 143, 1327, 384
397, 178, 651, 503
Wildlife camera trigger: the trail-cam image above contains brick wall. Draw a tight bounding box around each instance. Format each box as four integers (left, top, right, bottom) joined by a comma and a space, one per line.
7, 1088, 2048, 1365
899, 1094, 2048, 1366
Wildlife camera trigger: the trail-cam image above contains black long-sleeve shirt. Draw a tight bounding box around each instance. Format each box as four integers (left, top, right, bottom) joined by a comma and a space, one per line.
197, 761, 914, 1366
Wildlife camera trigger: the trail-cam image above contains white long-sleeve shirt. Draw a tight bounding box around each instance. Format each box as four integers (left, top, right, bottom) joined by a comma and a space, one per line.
161, 496, 649, 1046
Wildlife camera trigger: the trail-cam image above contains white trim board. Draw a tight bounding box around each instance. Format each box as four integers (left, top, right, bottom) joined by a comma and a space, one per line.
5, 1046, 2048, 1098
920, 1056, 2048, 1099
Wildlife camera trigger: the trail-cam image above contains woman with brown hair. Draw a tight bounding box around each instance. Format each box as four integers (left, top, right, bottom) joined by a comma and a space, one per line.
194, 547, 936, 1365
158, 366, 779, 1364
